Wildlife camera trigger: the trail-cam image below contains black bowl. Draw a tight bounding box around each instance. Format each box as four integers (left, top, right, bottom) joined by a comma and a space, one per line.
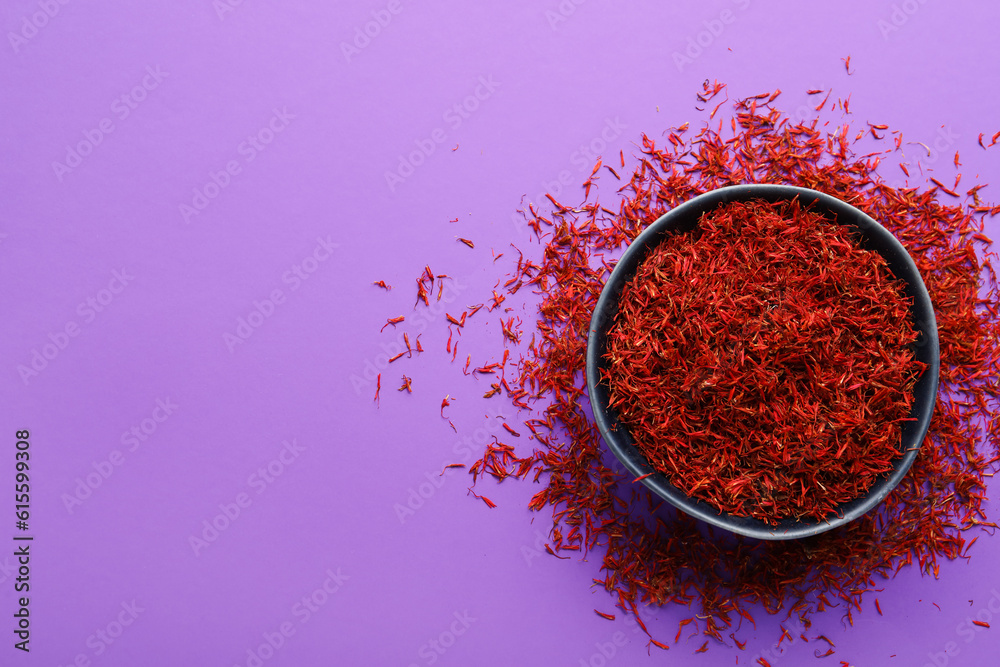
585, 184, 940, 540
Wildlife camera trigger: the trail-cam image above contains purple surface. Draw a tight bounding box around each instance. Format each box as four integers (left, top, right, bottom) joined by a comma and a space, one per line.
2, 0, 999, 665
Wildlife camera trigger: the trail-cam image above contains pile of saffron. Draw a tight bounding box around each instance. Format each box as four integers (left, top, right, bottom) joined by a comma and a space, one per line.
603, 198, 924, 523
390, 81, 1000, 649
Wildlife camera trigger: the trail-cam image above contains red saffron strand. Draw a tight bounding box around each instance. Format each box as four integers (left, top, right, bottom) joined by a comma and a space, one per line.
380, 316, 404, 332
603, 198, 922, 522
398, 79, 1000, 652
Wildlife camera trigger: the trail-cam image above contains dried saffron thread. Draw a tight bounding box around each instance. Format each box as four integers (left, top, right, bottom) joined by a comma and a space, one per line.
437, 80, 1000, 648
380, 316, 404, 332
604, 198, 923, 522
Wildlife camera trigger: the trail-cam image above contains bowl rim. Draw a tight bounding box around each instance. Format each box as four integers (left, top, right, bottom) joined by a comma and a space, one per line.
585, 183, 941, 540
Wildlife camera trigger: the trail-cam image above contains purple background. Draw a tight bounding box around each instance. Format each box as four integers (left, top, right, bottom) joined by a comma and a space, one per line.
2, 0, 999, 665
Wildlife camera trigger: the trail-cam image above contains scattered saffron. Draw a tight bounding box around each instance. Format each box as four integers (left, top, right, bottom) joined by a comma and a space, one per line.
389, 79, 1000, 652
